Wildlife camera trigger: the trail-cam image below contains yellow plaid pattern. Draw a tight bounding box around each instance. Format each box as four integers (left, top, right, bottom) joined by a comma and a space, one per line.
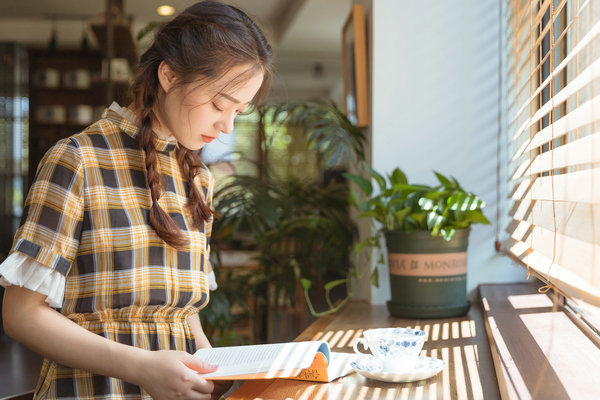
10, 106, 213, 399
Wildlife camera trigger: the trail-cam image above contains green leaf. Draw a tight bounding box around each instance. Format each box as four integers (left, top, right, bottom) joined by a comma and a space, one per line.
348, 189, 363, 210
370, 267, 379, 288
358, 210, 380, 219
322, 142, 342, 169
389, 168, 408, 185
423, 190, 449, 201
388, 196, 406, 210
451, 176, 463, 190
363, 162, 387, 192
460, 210, 491, 224
418, 197, 436, 210
427, 211, 445, 234
306, 126, 334, 146
440, 227, 456, 241
393, 207, 411, 225
355, 236, 377, 254
410, 212, 426, 225
434, 171, 454, 188
448, 192, 487, 211
300, 278, 312, 290
392, 183, 431, 193
324, 278, 348, 293
344, 173, 373, 196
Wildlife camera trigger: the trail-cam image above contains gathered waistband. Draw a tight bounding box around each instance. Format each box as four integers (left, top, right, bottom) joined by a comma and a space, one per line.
67, 305, 196, 324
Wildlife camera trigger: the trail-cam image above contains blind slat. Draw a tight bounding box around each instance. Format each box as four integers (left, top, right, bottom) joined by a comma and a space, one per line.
515, 130, 600, 177
508, 199, 600, 245
513, 93, 600, 159
504, 238, 600, 305
509, 168, 600, 203
507, 224, 599, 287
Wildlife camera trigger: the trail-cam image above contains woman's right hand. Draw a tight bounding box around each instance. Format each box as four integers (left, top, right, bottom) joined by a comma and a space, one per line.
135, 350, 219, 400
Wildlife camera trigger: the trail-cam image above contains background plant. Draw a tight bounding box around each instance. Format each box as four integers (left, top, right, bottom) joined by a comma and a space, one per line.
201, 101, 365, 341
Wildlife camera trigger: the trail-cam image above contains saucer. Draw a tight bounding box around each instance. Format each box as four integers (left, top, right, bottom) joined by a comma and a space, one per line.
350, 355, 445, 383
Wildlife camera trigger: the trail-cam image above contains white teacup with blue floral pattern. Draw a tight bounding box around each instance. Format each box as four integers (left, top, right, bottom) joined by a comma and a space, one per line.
352, 328, 427, 372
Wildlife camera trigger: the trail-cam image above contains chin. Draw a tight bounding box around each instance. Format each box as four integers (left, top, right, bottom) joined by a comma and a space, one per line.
180, 141, 204, 151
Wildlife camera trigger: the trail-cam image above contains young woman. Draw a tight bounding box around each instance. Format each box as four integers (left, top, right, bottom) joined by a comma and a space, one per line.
0, 1, 272, 399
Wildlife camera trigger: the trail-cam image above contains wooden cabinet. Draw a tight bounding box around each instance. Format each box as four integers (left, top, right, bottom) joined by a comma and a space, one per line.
27, 49, 130, 188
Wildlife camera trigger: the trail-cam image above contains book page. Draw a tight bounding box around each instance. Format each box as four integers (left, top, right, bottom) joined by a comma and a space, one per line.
328, 352, 355, 381
194, 341, 330, 379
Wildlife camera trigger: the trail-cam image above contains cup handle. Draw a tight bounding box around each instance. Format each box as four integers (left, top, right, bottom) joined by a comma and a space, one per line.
353, 337, 370, 355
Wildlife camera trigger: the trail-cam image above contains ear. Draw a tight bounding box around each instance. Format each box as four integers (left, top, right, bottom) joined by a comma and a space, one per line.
157, 60, 176, 93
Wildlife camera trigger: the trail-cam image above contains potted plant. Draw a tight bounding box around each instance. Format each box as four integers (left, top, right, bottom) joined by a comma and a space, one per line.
344, 163, 490, 318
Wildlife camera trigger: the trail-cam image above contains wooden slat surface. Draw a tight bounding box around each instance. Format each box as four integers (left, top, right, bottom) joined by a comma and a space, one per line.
229, 301, 500, 400
480, 282, 600, 400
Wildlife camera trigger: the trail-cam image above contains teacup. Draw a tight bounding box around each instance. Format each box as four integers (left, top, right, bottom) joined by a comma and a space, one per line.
352, 327, 427, 371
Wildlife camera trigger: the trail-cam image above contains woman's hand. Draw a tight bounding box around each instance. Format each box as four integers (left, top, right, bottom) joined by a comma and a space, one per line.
135, 350, 218, 400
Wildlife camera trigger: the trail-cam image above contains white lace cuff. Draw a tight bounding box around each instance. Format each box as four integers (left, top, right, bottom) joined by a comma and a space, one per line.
0, 252, 65, 308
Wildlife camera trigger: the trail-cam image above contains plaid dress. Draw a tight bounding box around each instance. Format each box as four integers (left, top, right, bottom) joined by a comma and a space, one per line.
10, 104, 213, 399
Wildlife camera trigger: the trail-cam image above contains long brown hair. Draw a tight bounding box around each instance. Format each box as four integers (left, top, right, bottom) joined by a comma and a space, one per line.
130, 0, 273, 249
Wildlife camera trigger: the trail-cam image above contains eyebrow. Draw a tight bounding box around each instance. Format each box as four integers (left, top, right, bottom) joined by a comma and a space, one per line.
218, 93, 240, 103
218, 93, 250, 106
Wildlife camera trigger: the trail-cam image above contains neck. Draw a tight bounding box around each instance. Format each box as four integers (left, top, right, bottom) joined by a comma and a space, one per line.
128, 103, 174, 141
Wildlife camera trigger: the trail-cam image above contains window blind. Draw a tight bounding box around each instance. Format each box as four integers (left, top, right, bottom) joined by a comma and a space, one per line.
503, 0, 600, 306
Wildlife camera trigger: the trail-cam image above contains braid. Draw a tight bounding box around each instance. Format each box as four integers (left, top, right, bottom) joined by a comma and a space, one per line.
176, 147, 214, 229
137, 75, 188, 249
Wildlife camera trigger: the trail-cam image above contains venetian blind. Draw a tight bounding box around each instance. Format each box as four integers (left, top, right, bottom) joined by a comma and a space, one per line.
503, 0, 600, 306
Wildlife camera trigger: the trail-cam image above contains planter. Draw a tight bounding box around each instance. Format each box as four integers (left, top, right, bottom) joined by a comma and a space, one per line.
384, 229, 470, 318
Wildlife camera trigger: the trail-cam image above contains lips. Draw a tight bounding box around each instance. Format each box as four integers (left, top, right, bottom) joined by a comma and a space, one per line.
201, 135, 215, 143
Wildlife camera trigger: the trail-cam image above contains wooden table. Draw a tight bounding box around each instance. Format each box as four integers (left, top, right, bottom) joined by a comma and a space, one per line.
228, 301, 500, 400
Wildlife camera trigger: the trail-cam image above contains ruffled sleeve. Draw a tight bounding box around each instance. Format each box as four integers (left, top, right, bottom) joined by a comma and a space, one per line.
0, 252, 66, 308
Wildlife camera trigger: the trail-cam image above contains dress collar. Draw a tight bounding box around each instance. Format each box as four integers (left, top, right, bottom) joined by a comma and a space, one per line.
102, 102, 178, 152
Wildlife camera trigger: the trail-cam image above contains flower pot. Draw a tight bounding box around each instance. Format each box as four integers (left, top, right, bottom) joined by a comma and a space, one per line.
384, 229, 470, 318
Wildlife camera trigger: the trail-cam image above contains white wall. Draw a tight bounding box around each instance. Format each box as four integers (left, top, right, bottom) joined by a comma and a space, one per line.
368, 0, 527, 304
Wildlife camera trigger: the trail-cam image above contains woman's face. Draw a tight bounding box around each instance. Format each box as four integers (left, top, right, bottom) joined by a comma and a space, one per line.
154, 62, 264, 150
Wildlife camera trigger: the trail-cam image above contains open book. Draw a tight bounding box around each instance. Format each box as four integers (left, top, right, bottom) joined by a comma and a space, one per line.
193, 341, 354, 382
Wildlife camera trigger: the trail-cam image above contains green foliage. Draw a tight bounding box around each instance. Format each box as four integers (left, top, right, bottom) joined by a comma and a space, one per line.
346, 163, 490, 241
271, 101, 367, 168
213, 175, 356, 310
204, 101, 366, 325
198, 266, 253, 346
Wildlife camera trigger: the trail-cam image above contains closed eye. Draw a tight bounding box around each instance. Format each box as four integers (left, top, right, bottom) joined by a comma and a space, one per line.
212, 102, 223, 112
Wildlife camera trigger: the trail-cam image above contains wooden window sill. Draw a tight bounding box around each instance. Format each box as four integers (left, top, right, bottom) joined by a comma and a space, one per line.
479, 282, 600, 399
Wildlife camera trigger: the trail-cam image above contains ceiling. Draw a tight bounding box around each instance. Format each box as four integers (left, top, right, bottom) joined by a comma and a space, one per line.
0, 0, 352, 100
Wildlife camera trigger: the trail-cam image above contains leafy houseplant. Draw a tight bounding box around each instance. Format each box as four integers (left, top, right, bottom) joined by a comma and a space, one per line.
345, 163, 491, 318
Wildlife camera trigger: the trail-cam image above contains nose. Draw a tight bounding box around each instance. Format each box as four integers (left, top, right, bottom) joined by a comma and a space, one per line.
215, 113, 235, 135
